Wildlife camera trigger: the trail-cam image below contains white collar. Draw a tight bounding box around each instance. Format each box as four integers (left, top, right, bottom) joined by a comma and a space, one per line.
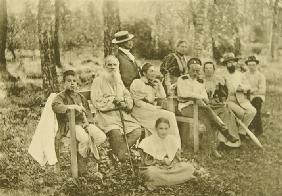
119, 47, 135, 62
138, 134, 179, 162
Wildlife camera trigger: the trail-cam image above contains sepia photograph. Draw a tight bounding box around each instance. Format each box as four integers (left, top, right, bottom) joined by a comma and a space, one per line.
0, 0, 282, 195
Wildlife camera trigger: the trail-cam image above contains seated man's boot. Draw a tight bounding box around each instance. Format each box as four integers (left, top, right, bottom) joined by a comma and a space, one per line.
213, 149, 222, 159
219, 126, 239, 143
78, 154, 88, 176
88, 161, 103, 179
107, 149, 120, 164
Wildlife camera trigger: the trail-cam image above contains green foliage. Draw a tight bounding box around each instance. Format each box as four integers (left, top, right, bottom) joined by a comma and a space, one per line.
212, 39, 239, 64
2, 60, 282, 195
7, 0, 103, 54
208, 0, 243, 62
123, 19, 172, 60
7, 1, 38, 53
154, 40, 173, 60
123, 19, 154, 59
251, 46, 262, 55
60, 1, 103, 52
0, 85, 234, 196
252, 25, 266, 43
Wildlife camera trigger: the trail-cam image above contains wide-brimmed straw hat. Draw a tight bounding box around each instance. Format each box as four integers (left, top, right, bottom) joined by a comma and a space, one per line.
221, 53, 239, 64
112, 31, 134, 44
245, 56, 259, 64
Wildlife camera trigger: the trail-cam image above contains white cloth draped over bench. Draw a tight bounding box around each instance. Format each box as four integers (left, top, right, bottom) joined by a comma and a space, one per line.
28, 93, 58, 166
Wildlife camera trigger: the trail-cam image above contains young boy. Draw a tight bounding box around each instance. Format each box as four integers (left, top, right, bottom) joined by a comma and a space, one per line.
52, 70, 106, 165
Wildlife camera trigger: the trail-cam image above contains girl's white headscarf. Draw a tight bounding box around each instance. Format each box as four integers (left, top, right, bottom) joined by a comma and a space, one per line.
139, 134, 179, 162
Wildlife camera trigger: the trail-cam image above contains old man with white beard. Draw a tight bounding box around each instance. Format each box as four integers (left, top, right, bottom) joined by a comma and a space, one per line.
91, 55, 142, 162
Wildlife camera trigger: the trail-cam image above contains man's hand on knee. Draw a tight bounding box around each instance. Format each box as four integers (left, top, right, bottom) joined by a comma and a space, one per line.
82, 123, 90, 131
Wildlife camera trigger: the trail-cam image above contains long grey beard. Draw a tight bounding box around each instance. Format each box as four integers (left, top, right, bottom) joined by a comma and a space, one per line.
103, 71, 122, 84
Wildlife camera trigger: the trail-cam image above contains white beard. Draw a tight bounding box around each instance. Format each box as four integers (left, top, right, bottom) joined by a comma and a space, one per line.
103, 70, 122, 84
102, 70, 124, 99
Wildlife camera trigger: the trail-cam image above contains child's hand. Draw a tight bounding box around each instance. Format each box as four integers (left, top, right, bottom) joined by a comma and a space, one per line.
82, 122, 89, 129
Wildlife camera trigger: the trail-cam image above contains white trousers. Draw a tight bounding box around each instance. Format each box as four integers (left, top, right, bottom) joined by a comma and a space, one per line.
74, 124, 106, 158
227, 101, 256, 134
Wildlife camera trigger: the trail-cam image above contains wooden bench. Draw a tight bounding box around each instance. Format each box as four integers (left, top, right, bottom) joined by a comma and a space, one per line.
67, 91, 199, 178
67, 91, 91, 178
68, 109, 78, 178
165, 96, 199, 152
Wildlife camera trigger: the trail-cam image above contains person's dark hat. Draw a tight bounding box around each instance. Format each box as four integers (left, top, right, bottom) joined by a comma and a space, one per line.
63, 69, 76, 80
112, 31, 134, 44
187, 58, 202, 66
221, 53, 239, 64
245, 56, 259, 64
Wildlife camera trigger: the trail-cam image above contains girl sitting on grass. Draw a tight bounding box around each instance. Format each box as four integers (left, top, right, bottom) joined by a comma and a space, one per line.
139, 117, 195, 189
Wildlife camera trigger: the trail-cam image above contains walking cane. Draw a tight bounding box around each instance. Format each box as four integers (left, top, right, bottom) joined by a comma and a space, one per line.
225, 105, 263, 149
117, 105, 135, 176
234, 115, 263, 149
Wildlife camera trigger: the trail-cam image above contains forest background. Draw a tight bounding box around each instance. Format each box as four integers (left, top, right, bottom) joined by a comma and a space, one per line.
0, 0, 282, 195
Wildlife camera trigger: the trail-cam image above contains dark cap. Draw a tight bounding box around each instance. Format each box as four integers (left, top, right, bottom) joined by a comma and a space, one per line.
63, 69, 76, 81
221, 53, 239, 64
245, 56, 259, 64
187, 58, 202, 66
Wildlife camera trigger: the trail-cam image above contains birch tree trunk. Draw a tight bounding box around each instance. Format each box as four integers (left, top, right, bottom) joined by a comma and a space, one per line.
54, 0, 62, 67
270, 0, 280, 61
207, 0, 216, 60
103, 0, 121, 57
38, 0, 59, 97
0, 0, 7, 73
0, 0, 8, 98
193, 0, 209, 58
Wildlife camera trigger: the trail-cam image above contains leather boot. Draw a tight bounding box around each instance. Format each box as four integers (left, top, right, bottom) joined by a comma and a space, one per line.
213, 149, 222, 159
219, 127, 239, 143
78, 154, 88, 176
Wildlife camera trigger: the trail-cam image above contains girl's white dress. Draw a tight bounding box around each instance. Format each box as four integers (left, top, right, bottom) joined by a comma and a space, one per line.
138, 134, 195, 188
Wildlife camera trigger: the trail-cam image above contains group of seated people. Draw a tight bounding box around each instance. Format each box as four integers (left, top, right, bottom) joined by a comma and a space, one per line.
51, 31, 266, 188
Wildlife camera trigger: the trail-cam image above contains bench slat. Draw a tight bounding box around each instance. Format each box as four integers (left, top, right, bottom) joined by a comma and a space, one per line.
69, 109, 78, 178
193, 102, 199, 152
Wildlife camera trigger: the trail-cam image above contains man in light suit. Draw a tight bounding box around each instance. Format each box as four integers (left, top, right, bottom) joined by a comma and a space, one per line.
112, 31, 141, 89
221, 53, 256, 136
244, 56, 266, 136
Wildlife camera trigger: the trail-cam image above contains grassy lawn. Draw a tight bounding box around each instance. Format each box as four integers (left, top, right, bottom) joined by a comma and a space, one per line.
0, 55, 282, 196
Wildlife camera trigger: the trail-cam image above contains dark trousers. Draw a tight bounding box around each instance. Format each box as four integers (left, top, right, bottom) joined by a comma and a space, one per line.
249, 97, 263, 135
107, 128, 142, 162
